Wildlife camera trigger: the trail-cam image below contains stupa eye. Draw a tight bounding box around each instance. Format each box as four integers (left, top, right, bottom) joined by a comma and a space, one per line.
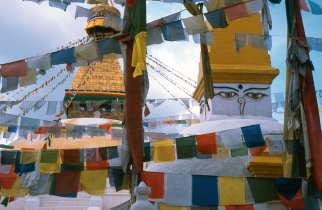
245, 92, 267, 100
216, 91, 238, 99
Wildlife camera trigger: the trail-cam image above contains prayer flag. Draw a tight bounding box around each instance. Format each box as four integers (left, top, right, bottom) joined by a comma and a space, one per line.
308, 0, 322, 15
1, 77, 19, 93
61, 163, 84, 172
0, 164, 17, 189
47, 101, 58, 115
241, 124, 265, 148
107, 146, 119, 159
246, 177, 277, 203
51, 48, 76, 65
64, 0, 85, 3
147, 27, 163, 46
15, 152, 35, 175
40, 150, 59, 163
225, 205, 254, 210
0, 60, 26, 77
275, 178, 304, 208
61, 149, 80, 163
74, 42, 99, 61
97, 38, 122, 55
1, 150, 17, 165
204, 9, 228, 29
192, 175, 218, 206
1, 177, 29, 197
29, 173, 50, 195
161, 21, 187, 41
159, 204, 188, 210
27, 54, 51, 70
164, 173, 192, 206
108, 166, 125, 191
49, 0, 69, 11
142, 171, 164, 199
218, 129, 242, 149
55, 172, 81, 194
248, 145, 266, 156
196, 133, 217, 154
144, 142, 152, 162
224, 3, 249, 21
80, 169, 107, 195
182, 15, 208, 35
218, 176, 245, 205
175, 136, 197, 159
19, 67, 37, 87
245, 0, 264, 15
153, 140, 175, 162
75, 6, 95, 19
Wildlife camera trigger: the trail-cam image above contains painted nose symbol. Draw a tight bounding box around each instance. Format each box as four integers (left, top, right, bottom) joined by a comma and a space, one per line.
237, 97, 246, 115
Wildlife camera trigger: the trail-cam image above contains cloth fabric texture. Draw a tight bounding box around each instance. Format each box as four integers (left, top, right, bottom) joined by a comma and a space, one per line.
196, 133, 217, 154
97, 38, 122, 55
27, 54, 51, 70
49, 0, 69, 11
241, 124, 265, 148
224, 2, 249, 21
153, 140, 175, 162
218, 129, 242, 149
80, 169, 107, 195
55, 172, 81, 194
51, 48, 76, 65
159, 204, 188, 210
161, 20, 187, 41
225, 205, 254, 210
308, 0, 322, 15
46, 101, 58, 115
108, 166, 125, 191
247, 177, 277, 203
192, 175, 218, 206
75, 6, 95, 18
182, 15, 208, 35
204, 9, 228, 29
61, 149, 80, 163
147, 27, 163, 46
0, 60, 26, 77
164, 173, 192, 206
1, 177, 29, 197
74, 42, 99, 61
193, 31, 214, 45
1, 76, 19, 93
275, 178, 304, 208
218, 176, 245, 205
175, 136, 197, 159
19, 67, 37, 87
246, 0, 264, 15
142, 171, 164, 199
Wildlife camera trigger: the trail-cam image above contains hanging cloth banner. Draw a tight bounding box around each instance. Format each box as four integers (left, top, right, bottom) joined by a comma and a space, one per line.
0, 60, 26, 77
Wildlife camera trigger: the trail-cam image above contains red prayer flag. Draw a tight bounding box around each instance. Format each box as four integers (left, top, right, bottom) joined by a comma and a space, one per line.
224, 3, 249, 21
0, 60, 26, 77
99, 124, 111, 133
249, 145, 266, 156
0, 165, 17, 189
196, 133, 217, 154
278, 190, 304, 208
142, 171, 164, 199
226, 205, 254, 210
55, 172, 81, 194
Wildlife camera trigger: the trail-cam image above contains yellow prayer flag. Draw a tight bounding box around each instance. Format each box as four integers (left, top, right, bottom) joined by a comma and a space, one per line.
159, 203, 188, 210
20, 150, 39, 164
1, 177, 29, 197
0, 126, 8, 133
153, 140, 175, 162
38, 156, 61, 174
80, 170, 107, 196
132, 31, 147, 78
218, 176, 245, 205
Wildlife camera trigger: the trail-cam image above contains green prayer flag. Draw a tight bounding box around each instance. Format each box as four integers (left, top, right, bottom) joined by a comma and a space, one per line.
231, 142, 248, 157
247, 177, 278, 203
304, 196, 320, 210
0, 144, 14, 149
61, 163, 84, 172
175, 136, 197, 159
40, 150, 59, 163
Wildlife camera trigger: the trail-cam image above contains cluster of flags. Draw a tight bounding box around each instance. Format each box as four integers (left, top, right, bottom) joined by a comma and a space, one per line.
141, 171, 315, 209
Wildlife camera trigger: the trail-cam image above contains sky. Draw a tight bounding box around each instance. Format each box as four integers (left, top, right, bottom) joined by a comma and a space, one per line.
0, 0, 321, 121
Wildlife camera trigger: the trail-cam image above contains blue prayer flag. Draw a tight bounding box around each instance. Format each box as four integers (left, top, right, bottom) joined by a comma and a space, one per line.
97, 39, 122, 55
144, 142, 151, 162
309, 0, 322, 15
241, 124, 265, 148
161, 20, 187, 41
15, 152, 36, 175
51, 48, 76, 65
192, 175, 219, 206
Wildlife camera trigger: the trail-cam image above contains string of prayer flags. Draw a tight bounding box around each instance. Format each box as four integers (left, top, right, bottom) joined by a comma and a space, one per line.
142, 171, 165, 199
164, 173, 192, 206
175, 136, 197, 159
308, 0, 322, 15
196, 132, 217, 155
80, 169, 107, 195
241, 124, 265, 148
275, 178, 304, 208
153, 140, 175, 162
218, 176, 245, 205
192, 175, 218, 206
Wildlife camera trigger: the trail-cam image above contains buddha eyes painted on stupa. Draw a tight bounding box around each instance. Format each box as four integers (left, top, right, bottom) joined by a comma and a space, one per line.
211, 84, 271, 116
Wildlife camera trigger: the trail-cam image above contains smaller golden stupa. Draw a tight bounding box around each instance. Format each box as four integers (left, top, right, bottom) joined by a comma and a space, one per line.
64, 2, 125, 120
